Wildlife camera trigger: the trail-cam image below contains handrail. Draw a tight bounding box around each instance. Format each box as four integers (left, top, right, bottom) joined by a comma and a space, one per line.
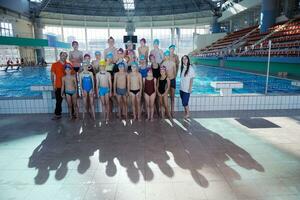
240, 19, 295, 55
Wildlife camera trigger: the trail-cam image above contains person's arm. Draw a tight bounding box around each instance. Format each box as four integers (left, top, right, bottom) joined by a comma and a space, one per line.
108, 73, 112, 97
127, 75, 131, 94
96, 73, 99, 98
79, 73, 83, 96
173, 63, 177, 78
90, 72, 95, 92
176, 55, 180, 75
50, 65, 56, 91
61, 77, 65, 97
154, 78, 157, 94
165, 78, 170, 96
73, 76, 78, 93
139, 74, 143, 91
143, 78, 145, 90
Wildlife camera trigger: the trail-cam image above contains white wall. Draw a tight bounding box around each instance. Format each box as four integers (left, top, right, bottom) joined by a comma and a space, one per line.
195, 32, 227, 50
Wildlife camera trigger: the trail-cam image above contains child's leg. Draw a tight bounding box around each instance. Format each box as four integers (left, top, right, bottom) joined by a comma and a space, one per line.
185, 106, 190, 118
116, 95, 122, 118
105, 95, 110, 121
82, 91, 88, 119
130, 93, 136, 120
163, 94, 171, 119
72, 94, 79, 118
66, 95, 73, 119
170, 88, 175, 117
122, 95, 128, 120
159, 96, 164, 118
136, 93, 142, 121
89, 92, 95, 120
144, 93, 150, 120
100, 96, 106, 121
149, 93, 156, 121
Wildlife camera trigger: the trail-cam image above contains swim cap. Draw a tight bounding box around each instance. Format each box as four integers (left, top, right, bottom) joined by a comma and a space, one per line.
127, 40, 133, 45
99, 59, 106, 66
153, 39, 159, 45
131, 61, 138, 68
160, 66, 167, 71
84, 53, 91, 58
147, 67, 152, 73
169, 44, 176, 49
118, 62, 126, 68
164, 50, 170, 56
95, 51, 101, 55
106, 52, 113, 59
64, 63, 72, 70
139, 54, 145, 61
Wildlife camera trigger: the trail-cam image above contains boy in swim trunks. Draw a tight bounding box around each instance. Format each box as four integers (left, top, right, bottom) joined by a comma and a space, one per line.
161, 50, 176, 117
149, 39, 164, 64
127, 62, 143, 121
169, 45, 180, 75
114, 62, 128, 120
79, 61, 96, 120
96, 59, 112, 122
61, 63, 78, 119
69, 41, 83, 72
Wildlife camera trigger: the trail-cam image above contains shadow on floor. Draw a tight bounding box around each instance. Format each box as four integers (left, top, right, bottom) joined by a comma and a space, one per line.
24, 115, 264, 187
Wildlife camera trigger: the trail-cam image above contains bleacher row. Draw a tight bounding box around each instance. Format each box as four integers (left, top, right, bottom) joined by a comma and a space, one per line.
193, 17, 300, 57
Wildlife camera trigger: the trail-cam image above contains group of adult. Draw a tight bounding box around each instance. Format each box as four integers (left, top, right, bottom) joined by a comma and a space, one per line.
51, 36, 195, 121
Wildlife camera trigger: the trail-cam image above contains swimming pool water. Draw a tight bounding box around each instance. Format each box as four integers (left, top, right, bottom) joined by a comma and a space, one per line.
0, 65, 299, 98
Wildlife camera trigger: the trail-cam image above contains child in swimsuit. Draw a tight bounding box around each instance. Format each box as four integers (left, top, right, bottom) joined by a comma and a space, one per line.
69, 41, 83, 72
143, 68, 157, 121
96, 59, 112, 122
79, 62, 96, 120
161, 50, 176, 117
157, 66, 171, 119
139, 54, 148, 78
127, 62, 143, 121
61, 63, 78, 119
114, 62, 128, 120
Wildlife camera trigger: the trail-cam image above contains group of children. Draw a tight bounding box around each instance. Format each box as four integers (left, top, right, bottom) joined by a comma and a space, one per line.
58, 37, 193, 122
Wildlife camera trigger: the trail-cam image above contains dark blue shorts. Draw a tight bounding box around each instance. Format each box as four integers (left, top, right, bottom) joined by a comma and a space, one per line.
170, 78, 176, 89
180, 90, 190, 107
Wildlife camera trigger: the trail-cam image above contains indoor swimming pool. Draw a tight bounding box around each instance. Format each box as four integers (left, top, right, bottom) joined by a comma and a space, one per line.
0, 65, 299, 98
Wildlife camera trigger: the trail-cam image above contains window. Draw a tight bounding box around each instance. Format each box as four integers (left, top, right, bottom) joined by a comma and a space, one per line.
63, 27, 86, 50
43, 26, 63, 41
109, 28, 127, 49
178, 28, 195, 56
135, 28, 152, 46
0, 46, 20, 65
123, 0, 135, 10
87, 28, 108, 53
152, 28, 172, 50
0, 22, 13, 37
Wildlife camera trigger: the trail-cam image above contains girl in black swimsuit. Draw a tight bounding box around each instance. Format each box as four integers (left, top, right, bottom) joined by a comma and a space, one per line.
157, 66, 171, 119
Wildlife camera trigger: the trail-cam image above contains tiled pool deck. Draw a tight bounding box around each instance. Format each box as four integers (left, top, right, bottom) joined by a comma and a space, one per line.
0, 110, 300, 200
